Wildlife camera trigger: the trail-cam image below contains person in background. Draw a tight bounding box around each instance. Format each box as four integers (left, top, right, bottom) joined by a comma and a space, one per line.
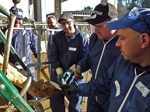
8, 8, 37, 102
47, 15, 62, 85
48, 13, 89, 112
74, 3, 121, 112
63, 7, 150, 112
47, 15, 62, 59
47, 15, 61, 29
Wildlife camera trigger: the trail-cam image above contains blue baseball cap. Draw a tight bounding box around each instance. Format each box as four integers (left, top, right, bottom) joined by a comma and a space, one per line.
107, 7, 150, 34
16, 8, 23, 19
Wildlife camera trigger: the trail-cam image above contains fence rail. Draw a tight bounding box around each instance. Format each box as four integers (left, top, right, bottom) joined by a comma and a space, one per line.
0, 21, 93, 80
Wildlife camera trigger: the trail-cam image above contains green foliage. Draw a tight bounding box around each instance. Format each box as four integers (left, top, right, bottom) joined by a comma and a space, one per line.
142, 0, 150, 8
84, 6, 93, 10
119, 0, 150, 10
23, 17, 29, 22
126, 1, 137, 11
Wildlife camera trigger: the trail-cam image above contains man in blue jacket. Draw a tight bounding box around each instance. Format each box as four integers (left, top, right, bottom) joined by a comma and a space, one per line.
9, 8, 37, 79
8, 8, 37, 102
48, 13, 89, 112
74, 3, 120, 112
63, 7, 150, 112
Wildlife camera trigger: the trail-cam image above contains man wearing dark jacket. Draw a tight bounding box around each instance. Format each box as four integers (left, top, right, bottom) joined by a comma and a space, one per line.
74, 3, 121, 112
63, 7, 150, 112
48, 13, 89, 112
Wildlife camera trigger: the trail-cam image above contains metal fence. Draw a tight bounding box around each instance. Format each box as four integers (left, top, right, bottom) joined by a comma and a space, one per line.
0, 22, 93, 81
0, 21, 93, 111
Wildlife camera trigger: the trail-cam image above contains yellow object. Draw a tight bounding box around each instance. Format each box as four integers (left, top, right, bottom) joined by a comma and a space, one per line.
56, 67, 63, 75
0, 55, 27, 85
12, 0, 21, 4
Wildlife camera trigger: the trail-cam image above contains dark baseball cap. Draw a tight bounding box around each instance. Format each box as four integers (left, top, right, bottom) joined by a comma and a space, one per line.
58, 13, 74, 23
84, 3, 118, 25
107, 7, 150, 34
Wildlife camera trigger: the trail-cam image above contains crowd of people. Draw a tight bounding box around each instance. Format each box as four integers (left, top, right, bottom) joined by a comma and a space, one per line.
1, 2, 150, 112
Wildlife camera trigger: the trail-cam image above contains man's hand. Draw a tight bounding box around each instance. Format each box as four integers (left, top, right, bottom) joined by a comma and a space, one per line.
74, 66, 83, 80
61, 84, 78, 93
56, 67, 63, 75
56, 67, 64, 84
56, 67, 73, 85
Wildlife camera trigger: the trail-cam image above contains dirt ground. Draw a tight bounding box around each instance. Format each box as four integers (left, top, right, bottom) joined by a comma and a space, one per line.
34, 53, 91, 112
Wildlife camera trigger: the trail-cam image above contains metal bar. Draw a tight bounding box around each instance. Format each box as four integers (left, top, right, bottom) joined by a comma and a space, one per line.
0, 4, 10, 17
2, 12, 16, 74
37, 27, 42, 81
0, 70, 34, 112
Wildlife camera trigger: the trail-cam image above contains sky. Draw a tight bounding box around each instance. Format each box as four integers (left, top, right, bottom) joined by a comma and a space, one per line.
1, 0, 101, 17
62, 0, 101, 11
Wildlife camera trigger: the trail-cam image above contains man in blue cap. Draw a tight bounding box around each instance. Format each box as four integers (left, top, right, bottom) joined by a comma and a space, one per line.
62, 7, 150, 112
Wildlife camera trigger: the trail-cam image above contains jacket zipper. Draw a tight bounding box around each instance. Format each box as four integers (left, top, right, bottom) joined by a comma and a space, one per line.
117, 68, 145, 112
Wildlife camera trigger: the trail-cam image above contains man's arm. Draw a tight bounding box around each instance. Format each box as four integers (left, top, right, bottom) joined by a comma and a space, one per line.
76, 33, 97, 72
48, 34, 61, 69
64, 55, 121, 96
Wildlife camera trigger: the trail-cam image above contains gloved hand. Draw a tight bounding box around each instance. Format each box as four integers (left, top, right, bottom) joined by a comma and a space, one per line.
61, 69, 72, 84
61, 84, 78, 94
74, 66, 83, 80
34, 53, 37, 58
56, 67, 64, 84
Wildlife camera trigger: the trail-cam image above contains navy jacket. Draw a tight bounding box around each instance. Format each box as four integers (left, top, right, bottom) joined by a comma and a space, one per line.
48, 27, 89, 71
77, 33, 120, 106
78, 55, 150, 112
77, 33, 120, 79
47, 26, 62, 60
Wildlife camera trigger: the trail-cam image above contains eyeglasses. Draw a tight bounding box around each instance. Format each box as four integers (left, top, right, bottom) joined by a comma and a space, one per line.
128, 7, 150, 31
60, 20, 72, 26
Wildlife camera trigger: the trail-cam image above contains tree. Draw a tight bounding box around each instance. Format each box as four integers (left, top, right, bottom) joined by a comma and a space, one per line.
23, 17, 29, 22
84, 6, 93, 10
118, 0, 150, 10
126, 0, 138, 11
142, 0, 150, 8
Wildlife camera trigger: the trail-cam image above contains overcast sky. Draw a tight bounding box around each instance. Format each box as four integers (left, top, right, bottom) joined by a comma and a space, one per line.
1, 0, 116, 19
1, 0, 101, 16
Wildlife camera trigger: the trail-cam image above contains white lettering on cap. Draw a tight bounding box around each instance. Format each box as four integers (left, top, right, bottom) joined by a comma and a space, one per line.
91, 11, 103, 16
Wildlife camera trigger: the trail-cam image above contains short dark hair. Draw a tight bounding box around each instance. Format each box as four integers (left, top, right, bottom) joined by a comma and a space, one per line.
47, 15, 56, 21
